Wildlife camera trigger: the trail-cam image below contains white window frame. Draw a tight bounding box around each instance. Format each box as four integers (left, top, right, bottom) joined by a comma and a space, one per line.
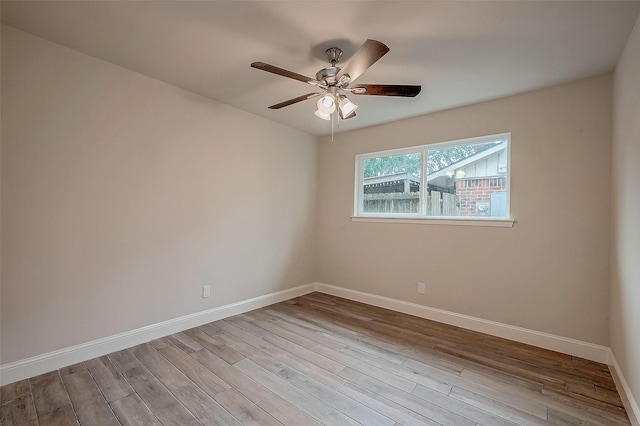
353, 133, 514, 227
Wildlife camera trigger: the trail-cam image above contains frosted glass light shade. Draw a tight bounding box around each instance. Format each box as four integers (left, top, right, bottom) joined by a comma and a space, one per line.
317, 94, 336, 114
315, 109, 331, 120
338, 96, 358, 119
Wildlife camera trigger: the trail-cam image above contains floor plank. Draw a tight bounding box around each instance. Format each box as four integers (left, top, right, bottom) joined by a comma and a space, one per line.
339, 366, 478, 426
447, 386, 548, 426
233, 356, 358, 426
30, 371, 78, 425
184, 327, 245, 365
212, 388, 281, 426
131, 343, 241, 426
189, 346, 311, 426
108, 349, 200, 426
275, 364, 395, 426
217, 319, 347, 390
62, 369, 119, 426
0, 394, 38, 426
109, 393, 162, 426
85, 355, 134, 403
1, 380, 31, 404
338, 381, 442, 426
157, 343, 230, 396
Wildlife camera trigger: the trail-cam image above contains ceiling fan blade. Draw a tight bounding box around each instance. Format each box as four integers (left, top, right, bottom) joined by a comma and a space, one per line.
268, 92, 322, 109
336, 40, 389, 84
251, 62, 320, 85
350, 84, 422, 97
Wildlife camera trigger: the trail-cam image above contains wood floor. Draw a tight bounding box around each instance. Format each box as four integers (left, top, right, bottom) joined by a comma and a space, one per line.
0, 292, 631, 426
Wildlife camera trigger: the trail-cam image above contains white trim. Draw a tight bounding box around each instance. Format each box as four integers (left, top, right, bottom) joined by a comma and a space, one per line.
351, 216, 515, 227
609, 350, 640, 426
314, 283, 610, 364
0, 283, 316, 386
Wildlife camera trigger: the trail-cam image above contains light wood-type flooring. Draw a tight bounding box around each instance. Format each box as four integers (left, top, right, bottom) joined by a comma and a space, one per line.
1, 292, 631, 425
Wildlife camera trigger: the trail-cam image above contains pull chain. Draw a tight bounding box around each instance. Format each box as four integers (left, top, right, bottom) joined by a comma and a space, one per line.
331, 110, 335, 141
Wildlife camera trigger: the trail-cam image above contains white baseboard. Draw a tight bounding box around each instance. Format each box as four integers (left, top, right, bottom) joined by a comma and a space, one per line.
314, 283, 611, 364
0, 282, 615, 390
609, 350, 640, 426
0, 283, 316, 386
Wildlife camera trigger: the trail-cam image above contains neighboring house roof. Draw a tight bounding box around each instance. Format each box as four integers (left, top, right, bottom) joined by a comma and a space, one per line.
364, 173, 420, 186
363, 173, 420, 194
427, 140, 508, 182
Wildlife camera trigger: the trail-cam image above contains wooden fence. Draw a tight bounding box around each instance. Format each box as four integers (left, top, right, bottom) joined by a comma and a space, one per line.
363, 190, 460, 216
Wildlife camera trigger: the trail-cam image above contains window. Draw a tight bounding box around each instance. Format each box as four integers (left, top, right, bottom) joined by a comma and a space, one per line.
354, 133, 511, 223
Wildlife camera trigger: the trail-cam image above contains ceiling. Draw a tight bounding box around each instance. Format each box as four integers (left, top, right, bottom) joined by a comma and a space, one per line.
2, 1, 639, 136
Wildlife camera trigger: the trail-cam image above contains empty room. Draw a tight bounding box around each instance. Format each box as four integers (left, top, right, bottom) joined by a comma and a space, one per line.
1, 1, 639, 425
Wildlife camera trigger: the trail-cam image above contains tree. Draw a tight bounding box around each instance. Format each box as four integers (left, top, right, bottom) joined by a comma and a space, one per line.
427, 145, 477, 174
362, 141, 501, 178
363, 153, 420, 178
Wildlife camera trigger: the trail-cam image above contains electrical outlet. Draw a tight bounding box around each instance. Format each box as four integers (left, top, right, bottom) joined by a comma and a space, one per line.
202, 285, 211, 298
417, 282, 426, 294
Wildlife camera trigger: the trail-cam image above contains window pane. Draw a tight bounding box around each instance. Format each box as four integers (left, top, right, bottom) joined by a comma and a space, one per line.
426, 139, 508, 217
362, 153, 421, 214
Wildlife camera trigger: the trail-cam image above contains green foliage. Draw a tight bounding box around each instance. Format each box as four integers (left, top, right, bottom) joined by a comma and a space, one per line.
363, 153, 421, 178
427, 145, 478, 173
362, 142, 500, 178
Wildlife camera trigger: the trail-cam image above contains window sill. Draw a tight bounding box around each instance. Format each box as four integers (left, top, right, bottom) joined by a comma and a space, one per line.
351, 216, 515, 228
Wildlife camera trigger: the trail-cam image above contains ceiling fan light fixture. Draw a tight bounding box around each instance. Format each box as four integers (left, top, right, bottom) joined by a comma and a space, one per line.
338, 95, 358, 119
251, 39, 421, 126
315, 109, 331, 120
317, 94, 336, 114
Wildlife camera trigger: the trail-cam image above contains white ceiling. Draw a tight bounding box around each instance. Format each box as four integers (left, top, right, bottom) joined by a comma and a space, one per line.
2, 1, 639, 136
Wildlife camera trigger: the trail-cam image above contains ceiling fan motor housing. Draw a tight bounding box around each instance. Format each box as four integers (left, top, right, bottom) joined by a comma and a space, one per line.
315, 67, 340, 85
315, 47, 352, 87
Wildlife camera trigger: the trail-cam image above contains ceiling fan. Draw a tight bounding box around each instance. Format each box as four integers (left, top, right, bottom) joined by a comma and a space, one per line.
251, 39, 421, 121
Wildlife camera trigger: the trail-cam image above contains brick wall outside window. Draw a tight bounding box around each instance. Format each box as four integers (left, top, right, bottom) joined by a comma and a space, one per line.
455, 177, 507, 216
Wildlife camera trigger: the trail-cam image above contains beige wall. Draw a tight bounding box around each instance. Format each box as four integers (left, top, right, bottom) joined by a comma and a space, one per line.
0, 26, 317, 364
316, 75, 612, 345
612, 14, 640, 411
